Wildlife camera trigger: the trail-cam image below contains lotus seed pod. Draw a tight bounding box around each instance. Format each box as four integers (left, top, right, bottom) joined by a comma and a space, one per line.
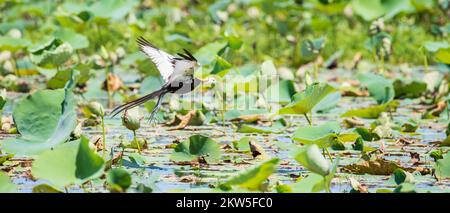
369, 18, 384, 36
227, 3, 237, 13
1, 74, 17, 89
247, 7, 260, 19
377, 37, 392, 60
122, 107, 142, 131
7, 28, 22, 38
87, 101, 105, 117
109, 51, 118, 64
3, 61, 14, 73
92, 54, 106, 68
102, 73, 123, 93
0, 51, 11, 63
115, 47, 126, 59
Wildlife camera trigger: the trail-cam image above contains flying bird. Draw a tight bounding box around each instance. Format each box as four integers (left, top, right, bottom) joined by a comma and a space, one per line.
110, 36, 214, 123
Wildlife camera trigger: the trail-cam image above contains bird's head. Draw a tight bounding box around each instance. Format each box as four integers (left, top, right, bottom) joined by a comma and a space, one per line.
203, 76, 216, 84
200, 76, 216, 89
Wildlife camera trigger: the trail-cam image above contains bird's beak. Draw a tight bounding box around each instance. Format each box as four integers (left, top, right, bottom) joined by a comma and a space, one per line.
199, 77, 216, 91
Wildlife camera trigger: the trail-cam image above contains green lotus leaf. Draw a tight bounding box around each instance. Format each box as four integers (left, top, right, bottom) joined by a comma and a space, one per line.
278, 83, 335, 115
170, 135, 222, 164
2, 74, 77, 155
222, 158, 279, 191
293, 122, 341, 148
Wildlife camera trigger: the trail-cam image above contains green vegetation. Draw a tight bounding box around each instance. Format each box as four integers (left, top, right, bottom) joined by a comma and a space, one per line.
0, 0, 449, 193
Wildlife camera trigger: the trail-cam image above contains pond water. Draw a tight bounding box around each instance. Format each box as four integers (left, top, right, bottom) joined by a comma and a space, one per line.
2, 93, 449, 193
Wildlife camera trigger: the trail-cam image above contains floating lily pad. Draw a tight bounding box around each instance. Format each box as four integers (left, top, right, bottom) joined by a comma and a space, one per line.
393, 79, 427, 99
221, 158, 279, 191
224, 109, 268, 120
170, 135, 222, 164
292, 122, 341, 148
341, 101, 398, 119
31, 136, 104, 187
236, 118, 287, 134
32, 184, 63, 193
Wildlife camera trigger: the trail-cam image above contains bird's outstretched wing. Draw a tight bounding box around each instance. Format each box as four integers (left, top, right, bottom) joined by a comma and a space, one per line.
137, 36, 174, 82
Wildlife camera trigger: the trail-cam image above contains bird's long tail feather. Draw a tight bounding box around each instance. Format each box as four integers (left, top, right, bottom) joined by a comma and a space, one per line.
110, 88, 167, 118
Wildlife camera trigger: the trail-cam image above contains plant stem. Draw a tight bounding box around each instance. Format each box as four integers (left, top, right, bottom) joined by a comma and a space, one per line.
120, 147, 124, 167
447, 100, 450, 120
313, 61, 319, 82
133, 129, 141, 154
304, 113, 312, 126
324, 148, 333, 160
11, 55, 18, 76
388, 106, 393, 120
76, 50, 82, 63
422, 48, 429, 72
101, 116, 106, 159
325, 181, 331, 193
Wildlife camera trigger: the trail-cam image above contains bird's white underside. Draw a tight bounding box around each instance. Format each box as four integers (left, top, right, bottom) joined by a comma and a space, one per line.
140, 45, 195, 83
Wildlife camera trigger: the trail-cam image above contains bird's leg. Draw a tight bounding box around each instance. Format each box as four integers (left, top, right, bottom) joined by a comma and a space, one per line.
147, 94, 164, 125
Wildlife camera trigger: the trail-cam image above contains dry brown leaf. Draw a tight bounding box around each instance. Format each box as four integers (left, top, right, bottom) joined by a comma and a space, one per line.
342, 158, 401, 175
349, 178, 368, 193
166, 110, 205, 130
409, 152, 420, 165
249, 141, 264, 158
343, 117, 365, 128
102, 72, 123, 93
93, 136, 103, 151
343, 157, 431, 175
429, 101, 447, 117
341, 89, 369, 97
231, 114, 266, 123
396, 137, 416, 145
105, 151, 123, 170
179, 175, 197, 183
352, 52, 363, 69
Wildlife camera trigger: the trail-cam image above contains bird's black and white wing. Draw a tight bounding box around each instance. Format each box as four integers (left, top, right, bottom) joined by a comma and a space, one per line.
137, 36, 174, 82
